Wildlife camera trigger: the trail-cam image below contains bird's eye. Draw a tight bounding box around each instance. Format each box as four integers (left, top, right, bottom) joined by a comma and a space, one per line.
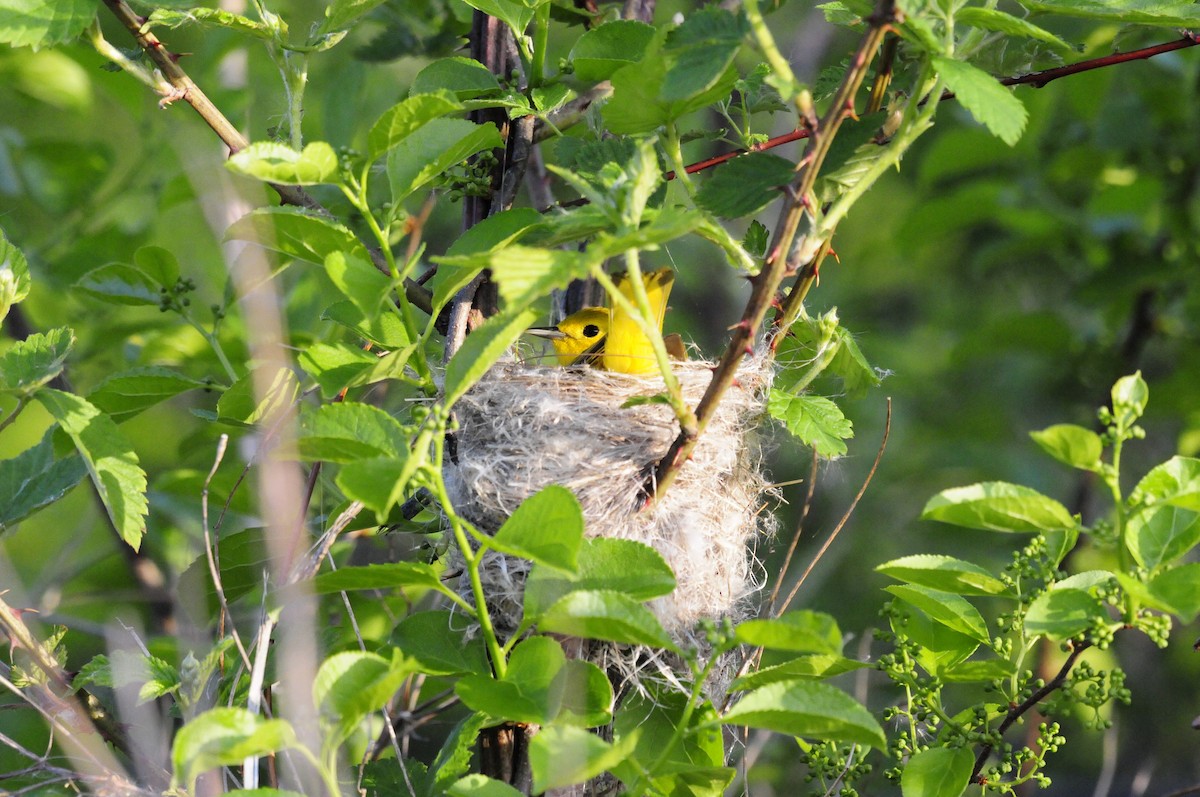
583, 324, 601, 339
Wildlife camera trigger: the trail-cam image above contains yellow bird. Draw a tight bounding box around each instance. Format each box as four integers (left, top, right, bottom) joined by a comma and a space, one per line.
527, 268, 678, 374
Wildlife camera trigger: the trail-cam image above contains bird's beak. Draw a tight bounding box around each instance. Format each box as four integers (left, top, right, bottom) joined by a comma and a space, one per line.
525, 326, 566, 340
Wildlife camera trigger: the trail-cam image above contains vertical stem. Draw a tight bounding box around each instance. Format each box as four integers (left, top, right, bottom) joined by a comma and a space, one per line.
530, 3, 550, 87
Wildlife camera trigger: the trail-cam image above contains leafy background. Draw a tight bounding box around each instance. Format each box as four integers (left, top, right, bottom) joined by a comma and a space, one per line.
2, 0, 1200, 793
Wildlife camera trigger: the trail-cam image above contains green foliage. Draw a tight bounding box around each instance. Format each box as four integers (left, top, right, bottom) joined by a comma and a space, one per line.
3, 0, 1200, 793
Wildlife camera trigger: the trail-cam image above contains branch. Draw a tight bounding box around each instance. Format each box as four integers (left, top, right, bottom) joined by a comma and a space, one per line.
645, 0, 897, 503
970, 640, 1092, 784
98, 0, 435, 316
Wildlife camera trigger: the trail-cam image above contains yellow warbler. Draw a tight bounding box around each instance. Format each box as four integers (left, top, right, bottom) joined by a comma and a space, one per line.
527, 268, 676, 374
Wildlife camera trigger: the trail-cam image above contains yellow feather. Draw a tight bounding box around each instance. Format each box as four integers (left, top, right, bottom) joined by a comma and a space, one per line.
602, 267, 674, 374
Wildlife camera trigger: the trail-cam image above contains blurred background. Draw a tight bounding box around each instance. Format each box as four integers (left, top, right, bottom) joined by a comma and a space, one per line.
2, 0, 1199, 792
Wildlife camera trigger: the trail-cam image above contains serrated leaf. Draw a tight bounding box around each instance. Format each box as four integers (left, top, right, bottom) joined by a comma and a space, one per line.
0, 327, 73, 395
1126, 504, 1200, 570
392, 611, 490, 675
570, 20, 656, 81
317, 0, 387, 35
1024, 586, 1107, 640
366, 91, 464, 160
660, 6, 747, 102
525, 538, 676, 620
35, 389, 147, 550
922, 481, 1075, 533
216, 368, 299, 427
387, 119, 501, 202
1024, 0, 1200, 25
695, 153, 794, 218
313, 649, 412, 746
456, 636, 565, 724
171, 708, 298, 792
0, 431, 86, 531
1030, 424, 1103, 471
901, 747, 973, 797
1130, 456, 1200, 510
887, 584, 990, 645
456, 0, 533, 38
540, 590, 677, 650
722, 680, 886, 749
74, 263, 161, 306
932, 56, 1026, 146
225, 207, 371, 267
0, 228, 31, 323
735, 610, 842, 655
87, 366, 207, 424
488, 486, 583, 574
296, 402, 410, 462
0, 0, 96, 48
956, 7, 1073, 55
411, 60, 500, 101
875, 554, 1010, 596
146, 7, 270, 37
443, 307, 540, 407
604, 45, 738, 135
768, 389, 853, 457
529, 726, 636, 793
227, 141, 339, 186
321, 301, 412, 348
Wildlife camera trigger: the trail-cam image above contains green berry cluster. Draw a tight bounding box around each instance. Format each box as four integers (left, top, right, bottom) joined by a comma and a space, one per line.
159, 276, 196, 313
797, 740, 871, 796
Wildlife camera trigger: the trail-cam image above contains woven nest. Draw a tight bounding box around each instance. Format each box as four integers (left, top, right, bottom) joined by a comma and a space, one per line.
443, 357, 776, 694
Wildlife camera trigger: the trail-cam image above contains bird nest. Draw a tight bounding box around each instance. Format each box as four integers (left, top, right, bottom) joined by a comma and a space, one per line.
444, 357, 776, 674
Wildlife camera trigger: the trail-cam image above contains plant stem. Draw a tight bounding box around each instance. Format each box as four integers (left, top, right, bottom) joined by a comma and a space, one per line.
530, 3, 550, 88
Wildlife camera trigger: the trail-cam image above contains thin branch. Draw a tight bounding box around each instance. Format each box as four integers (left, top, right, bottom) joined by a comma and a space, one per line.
970, 640, 1093, 783
646, 0, 898, 503
201, 434, 253, 672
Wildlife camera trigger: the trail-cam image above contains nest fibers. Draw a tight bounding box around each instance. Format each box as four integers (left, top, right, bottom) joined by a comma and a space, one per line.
444, 357, 776, 676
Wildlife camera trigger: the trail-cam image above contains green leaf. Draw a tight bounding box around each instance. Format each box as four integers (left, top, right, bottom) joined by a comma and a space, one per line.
529, 726, 636, 793
570, 20, 656, 82
226, 207, 371, 267
886, 585, 990, 645
177, 528, 269, 615
480, 245, 596, 309
488, 486, 584, 573
660, 6, 748, 102
411, 60, 500, 102
171, 708, 298, 792
335, 456, 415, 523
1130, 456, 1200, 511
311, 562, 447, 595
1030, 424, 1103, 471
324, 250, 393, 316
0, 227, 31, 323
897, 609, 978, 674
296, 402, 409, 462
387, 119, 502, 202
456, 0, 533, 38
901, 747, 973, 797
1024, 0, 1200, 26
922, 481, 1075, 533
735, 610, 842, 655
939, 658, 1016, 683
1024, 587, 1107, 640
555, 659, 614, 728
297, 341, 380, 399
721, 680, 886, 749
392, 611, 490, 675
603, 41, 738, 135
1126, 505, 1200, 570
443, 307, 540, 407
0, 431, 86, 532
0, 0, 96, 48
227, 141, 340, 186
313, 649, 412, 745
695, 153, 794, 218
1147, 563, 1200, 622
931, 56, 1026, 146
611, 688, 729, 791
767, 389, 853, 457
525, 537, 676, 620
366, 91, 464, 160
146, 7, 271, 38
447, 775, 526, 797
87, 366, 207, 424
432, 714, 488, 793
456, 636, 565, 724
540, 590, 677, 650
875, 554, 1011, 596
955, 7, 1073, 55
74, 263, 161, 306
0, 327, 73, 396
216, 368, 299, 427
35, 389, 147, 551
730, 655, 870, 690
317, 0, 387, 35
1111, 371, 1148, 426
321, 301, 412, 349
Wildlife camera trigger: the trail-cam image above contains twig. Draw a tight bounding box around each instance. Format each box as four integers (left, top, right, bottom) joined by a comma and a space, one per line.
970, 640, 1092, 783
646, 0, 898, 502
202, 434, 253, 672
767, 448, 821, 613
